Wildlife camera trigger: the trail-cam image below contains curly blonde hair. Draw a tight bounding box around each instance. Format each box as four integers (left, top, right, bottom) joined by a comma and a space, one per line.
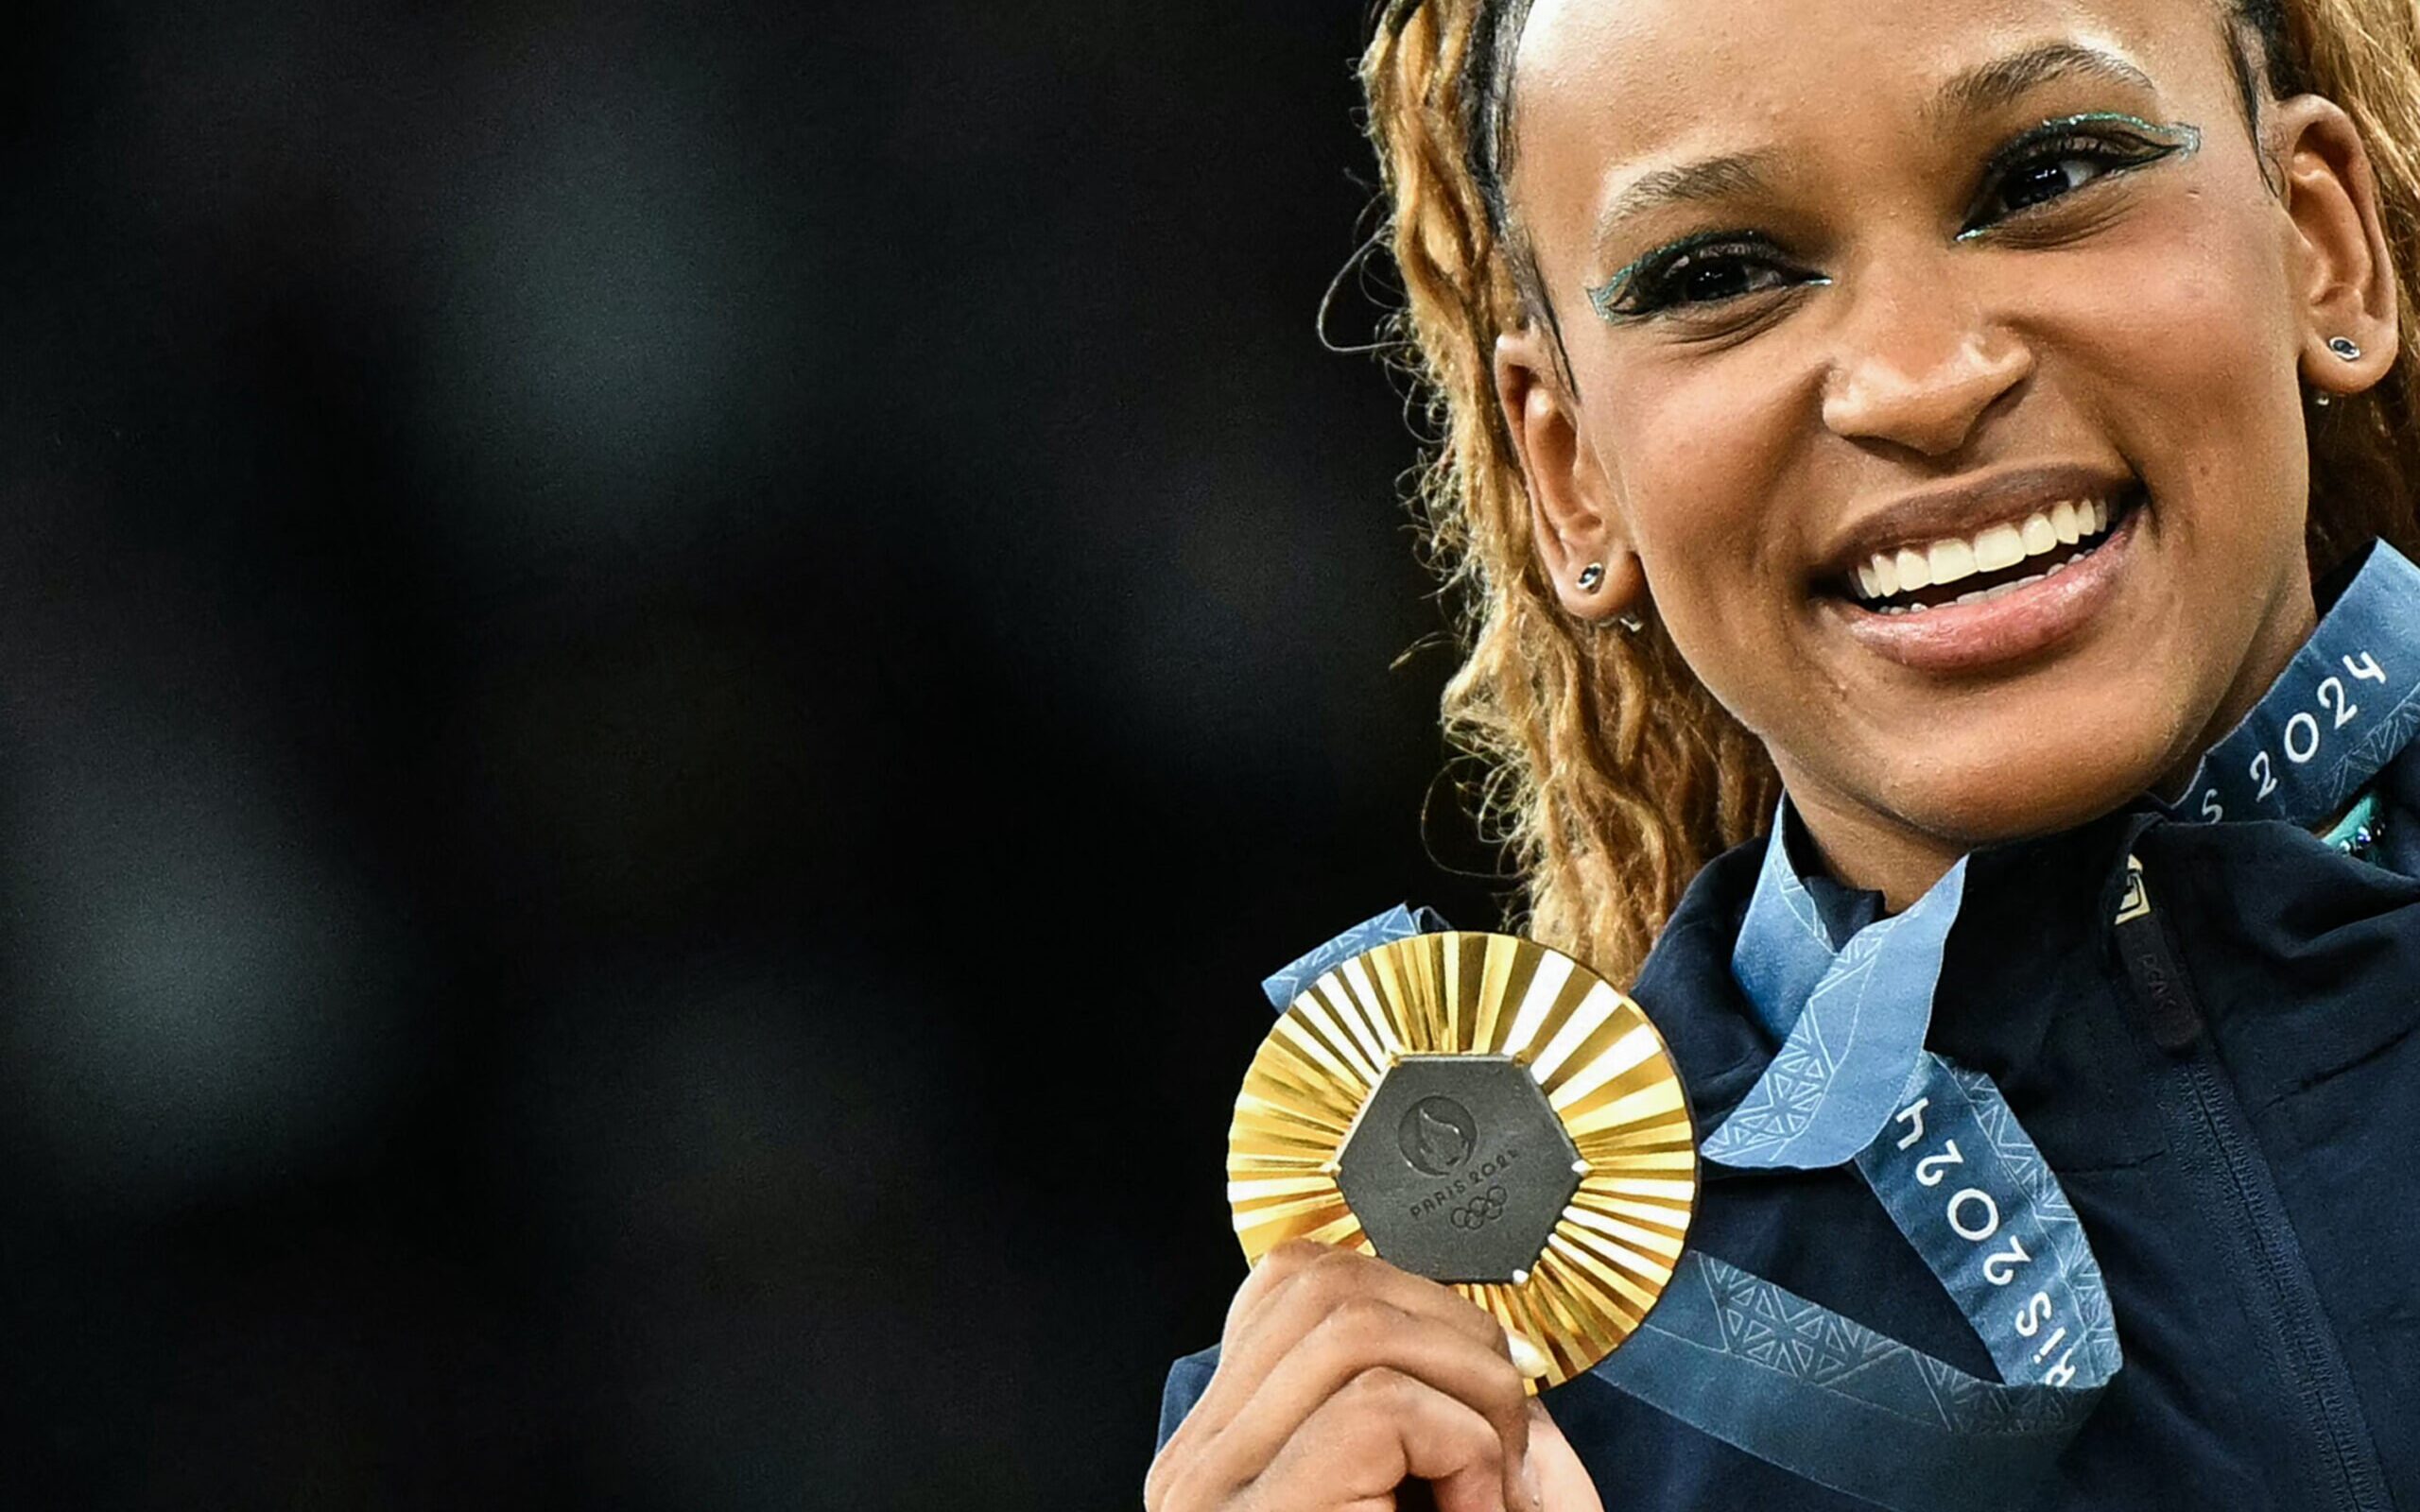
1359, 0, 2420, 981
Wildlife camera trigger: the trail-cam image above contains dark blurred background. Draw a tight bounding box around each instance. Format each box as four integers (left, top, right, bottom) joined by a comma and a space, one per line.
1, 3, 1503, 1505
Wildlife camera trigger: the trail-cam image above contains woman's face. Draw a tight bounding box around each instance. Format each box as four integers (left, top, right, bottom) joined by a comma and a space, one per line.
1498, 0, 2396, 892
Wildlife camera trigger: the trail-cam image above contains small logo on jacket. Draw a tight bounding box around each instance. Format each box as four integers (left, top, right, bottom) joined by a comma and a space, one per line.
2114, 854, 2152, 923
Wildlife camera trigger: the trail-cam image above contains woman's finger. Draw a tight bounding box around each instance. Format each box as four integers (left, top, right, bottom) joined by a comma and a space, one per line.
1194, 1297, 1531, 1505
1251, 1366, 1519, 1512
1528, 1399, 1606, 1512
1189, 1244, 1512, 1437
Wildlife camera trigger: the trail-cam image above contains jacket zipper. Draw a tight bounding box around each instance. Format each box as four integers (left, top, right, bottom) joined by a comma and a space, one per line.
2111, 854, 2391, 1512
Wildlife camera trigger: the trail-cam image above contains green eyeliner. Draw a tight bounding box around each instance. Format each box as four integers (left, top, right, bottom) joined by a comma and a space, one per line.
1585, 232, 1764, 323
1951, 111, 2202, 241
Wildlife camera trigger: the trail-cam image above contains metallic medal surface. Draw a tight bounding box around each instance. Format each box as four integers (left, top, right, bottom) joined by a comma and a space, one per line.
1227, 931, 1698, 1389
1336, 1056, 1582, 1282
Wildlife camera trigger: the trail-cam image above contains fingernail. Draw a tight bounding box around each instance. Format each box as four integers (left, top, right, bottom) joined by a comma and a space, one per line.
1505, 1331, 1551, 1379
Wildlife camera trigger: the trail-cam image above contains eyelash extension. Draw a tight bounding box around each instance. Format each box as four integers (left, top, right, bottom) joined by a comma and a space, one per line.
1585, 230, 1820, 325
1583, 111, 2204, 324
1953, 111, 2202, 241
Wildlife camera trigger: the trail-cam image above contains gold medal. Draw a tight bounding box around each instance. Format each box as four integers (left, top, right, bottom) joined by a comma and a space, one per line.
1227, 932, 1697, 1389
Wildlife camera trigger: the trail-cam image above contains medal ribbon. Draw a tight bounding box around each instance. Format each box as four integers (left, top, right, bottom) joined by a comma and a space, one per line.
1260, 542, 2420, 1510
2165, 541, 2420, 829
1600, 798, 2119, 1511
1264, 890, 2117, 1511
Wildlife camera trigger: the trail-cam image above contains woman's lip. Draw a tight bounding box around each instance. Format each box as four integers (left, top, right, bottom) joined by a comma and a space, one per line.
1823, 504, 2141, 674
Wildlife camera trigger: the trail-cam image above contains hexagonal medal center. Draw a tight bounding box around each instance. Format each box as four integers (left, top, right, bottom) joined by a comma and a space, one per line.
1335, 1055, 1582, 1283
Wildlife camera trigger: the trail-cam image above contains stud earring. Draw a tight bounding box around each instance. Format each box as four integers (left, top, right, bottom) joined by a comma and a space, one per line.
2314, 390, 2334, 407
1576, 563, 1605, 593
2328, 335, 2363, 361
1616, 611, 1645, 634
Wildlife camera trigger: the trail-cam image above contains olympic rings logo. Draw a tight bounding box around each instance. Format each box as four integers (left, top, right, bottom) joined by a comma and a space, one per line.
1448, 1185, 1510, 1229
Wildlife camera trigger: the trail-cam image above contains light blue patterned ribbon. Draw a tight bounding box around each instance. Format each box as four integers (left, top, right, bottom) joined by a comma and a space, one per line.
1617, 830, 2118, 1511
1258, 903, 1447, 1009
1705, 809, 1966, 1169
2167, 541, 2420, 829
1263, 542, 2420, 1509
1586, 1052, 2119, 1510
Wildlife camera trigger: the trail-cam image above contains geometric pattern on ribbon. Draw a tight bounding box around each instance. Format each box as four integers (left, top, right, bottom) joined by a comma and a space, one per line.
1701, 1252, 1910, 1394
1676, 1250, 2100, 1437
1768, 850, 1833, 953
1841, 1055, 2121, 1429
1704, 816, 1962, 1172
1257, 903, 1435, 1013
1950, 1063, 2076, 1225
1696, 1033, 1835, 1161
2170, 541, 2420, 827
1701, 932, 1881, 1164
2329, 695, 2420, 817
1916, 1352, 2100, 1436
1947, 1064, 2121, 1383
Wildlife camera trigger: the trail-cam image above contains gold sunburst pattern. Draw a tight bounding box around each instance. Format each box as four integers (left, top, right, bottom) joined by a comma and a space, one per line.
1226, 932, 1698, 1390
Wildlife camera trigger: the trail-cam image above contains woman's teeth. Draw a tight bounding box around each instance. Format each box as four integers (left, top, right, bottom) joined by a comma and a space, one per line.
1850, 497, 2116, 609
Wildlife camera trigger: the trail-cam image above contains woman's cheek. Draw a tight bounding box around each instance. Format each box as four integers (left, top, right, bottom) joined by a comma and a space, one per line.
2047, 192, 2301, 451
1621, 439, 1787, 663
2025, 197, 2308, 570
1619, 355, 1806, 556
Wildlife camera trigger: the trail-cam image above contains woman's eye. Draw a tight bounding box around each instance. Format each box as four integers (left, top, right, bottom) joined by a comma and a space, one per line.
1591, 239, 1813, 321
1996, 154, 2104, 214
1962, 122, 2199, 235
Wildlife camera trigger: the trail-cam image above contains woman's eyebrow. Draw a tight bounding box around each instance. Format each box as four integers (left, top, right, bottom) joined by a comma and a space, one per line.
1927, 42, 2159, 124
1592, 151, 1778, 254
1589, 43, 2158, 253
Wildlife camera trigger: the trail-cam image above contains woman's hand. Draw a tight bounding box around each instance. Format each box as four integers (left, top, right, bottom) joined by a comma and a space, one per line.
1146, 1242, 1606, 1512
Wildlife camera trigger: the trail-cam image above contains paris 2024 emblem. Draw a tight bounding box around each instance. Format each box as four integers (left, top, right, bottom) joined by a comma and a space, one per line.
1336, 1057, 1581, 1282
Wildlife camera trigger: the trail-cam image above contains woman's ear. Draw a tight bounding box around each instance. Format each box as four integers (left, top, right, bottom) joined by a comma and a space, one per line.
2271, 94, 2401, 400
1494, 328, 1646, 622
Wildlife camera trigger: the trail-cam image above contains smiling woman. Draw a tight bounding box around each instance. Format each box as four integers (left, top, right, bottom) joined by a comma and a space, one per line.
1440, 0, 2415, 941
1485, 0, 2411, 918
1145, 0, 2420, 1507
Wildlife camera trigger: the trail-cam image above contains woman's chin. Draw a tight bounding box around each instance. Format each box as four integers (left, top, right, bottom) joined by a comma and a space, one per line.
1875, 747, 2180, 850
1770, 700, 2192, 856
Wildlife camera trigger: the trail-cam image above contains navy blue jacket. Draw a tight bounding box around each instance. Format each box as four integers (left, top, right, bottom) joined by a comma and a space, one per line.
1159, 757, 2420, 1508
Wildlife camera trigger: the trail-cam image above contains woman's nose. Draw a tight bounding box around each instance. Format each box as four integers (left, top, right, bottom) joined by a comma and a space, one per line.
1818, 260, 2034, 458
